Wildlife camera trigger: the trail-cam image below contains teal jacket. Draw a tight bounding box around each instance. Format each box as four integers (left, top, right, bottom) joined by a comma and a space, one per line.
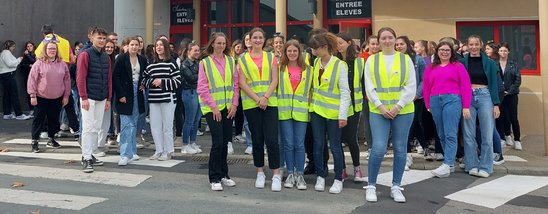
460, 52, 500, 105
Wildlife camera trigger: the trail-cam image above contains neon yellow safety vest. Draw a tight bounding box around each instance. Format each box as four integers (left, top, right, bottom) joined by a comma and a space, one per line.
368, 52, 414, 114
277, 66, 313, 122
303, 52, 311, 66
311, 57, 349, 120
239, 51, 278, 110
198, 55, 235, 115
348, 58, 365, 116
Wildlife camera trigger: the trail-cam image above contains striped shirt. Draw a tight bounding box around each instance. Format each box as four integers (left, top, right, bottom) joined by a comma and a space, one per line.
142, 61, 181, 103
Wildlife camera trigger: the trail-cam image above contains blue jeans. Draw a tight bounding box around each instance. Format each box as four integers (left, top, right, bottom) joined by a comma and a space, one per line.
368, 112, 414, 186
280, 119, 307, 174
462, 88, 494, 174
119, 83, 140, 158
71, 87, 82, 133
310, 113, 343, 180
181, 89, 202, 145
430, 94, 462, 167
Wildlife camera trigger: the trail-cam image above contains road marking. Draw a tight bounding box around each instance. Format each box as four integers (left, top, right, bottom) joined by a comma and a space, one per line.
445, 175, 548, 209
0, 163, 151, 187
504, 155, 527, 162
366, 170, 434, 187
0, 152, 184, 167
2, 138, 81, 147
0, 188, 107, 210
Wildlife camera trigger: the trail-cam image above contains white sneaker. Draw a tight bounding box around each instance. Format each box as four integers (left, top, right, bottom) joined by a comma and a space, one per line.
158, 153, 169, 161
227, 142, 234, 155
431, 164, 451, 178
60, 123, 70, 131
364, 185, 377, 202
284, 173, 295, 188
191, 143, 202, 153
131, 154, 140, 161
405, 153, 413, 171
3, 113, 14, 120
197, 130, 204, 136
233, 134, 246, 143
255, 172, 266, 189
15, 114, 31, 120
435, 153, 444, 161
314, 176, 325, 191
468, 168, 479, 176
514, 141, 522, 150
181, 145, 198, 154
390, 186, 406, 203
149, 153, 161, 160
221, 178, 236, 187
93, 151, 106, 157
329, 179, 343, 194
205, 125, 210, 132
296, 174, 307, 190
211, 182, 223, 191
416, 145, 424, 154
271, 175, 282, 192
118, 157, 130, 166
244, 146, 253, 154
108, 138, 118, 146
477, 170, 490, 178
505, 135, 514, 146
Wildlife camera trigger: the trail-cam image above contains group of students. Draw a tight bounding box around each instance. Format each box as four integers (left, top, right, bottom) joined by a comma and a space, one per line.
2, 24, 522, 202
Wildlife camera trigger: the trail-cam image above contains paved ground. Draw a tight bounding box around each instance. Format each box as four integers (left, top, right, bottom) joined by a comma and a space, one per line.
1, 118, 548, 214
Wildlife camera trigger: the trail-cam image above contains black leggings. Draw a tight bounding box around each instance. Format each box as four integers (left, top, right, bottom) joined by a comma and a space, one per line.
341, 113, 360, 167
244, 107, 280, 169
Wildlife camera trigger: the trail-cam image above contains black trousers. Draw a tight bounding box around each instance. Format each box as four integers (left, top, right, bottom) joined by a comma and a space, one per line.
63, 90, 80, 132
244, 107, 280, 169
174, 89, 185, 136
206, 109, 233, 183
502, 94, 521, 141
304, 122, 329, 166
234, 98, 244, 135
21, 71, 33, 111
341, 113, 361, 167
31, 97, 63, 140
408, 99, 428, 152
0, 72, 23, 116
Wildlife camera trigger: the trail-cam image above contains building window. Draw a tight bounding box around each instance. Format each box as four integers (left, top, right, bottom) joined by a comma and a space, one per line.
207, 1, 229, 24
457, 21, 540, 75
259, 0, 275, 22
232, 0, 253, 23
287, 0, 312, 21
287, 25, 313, 43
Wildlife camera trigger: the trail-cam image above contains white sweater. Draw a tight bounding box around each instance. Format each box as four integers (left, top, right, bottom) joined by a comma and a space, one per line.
0, 50, 22, 74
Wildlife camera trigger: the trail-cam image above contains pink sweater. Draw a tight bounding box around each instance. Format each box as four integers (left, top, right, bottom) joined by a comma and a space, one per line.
197, 55, 240, 110
422, 62, 472, 109
27, 59, 71, 99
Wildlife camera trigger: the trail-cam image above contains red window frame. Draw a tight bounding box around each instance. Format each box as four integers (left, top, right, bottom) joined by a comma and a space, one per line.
456, 20, 540, 75
201, 0, 312, 45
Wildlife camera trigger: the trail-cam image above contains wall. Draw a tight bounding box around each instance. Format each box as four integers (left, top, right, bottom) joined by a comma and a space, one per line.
114, 0, 170, 46
0, 0, 114, 112
372, 0, 542, 136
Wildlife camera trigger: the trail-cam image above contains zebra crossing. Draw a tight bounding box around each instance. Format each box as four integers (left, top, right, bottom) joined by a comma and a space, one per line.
1, 138, 547, 212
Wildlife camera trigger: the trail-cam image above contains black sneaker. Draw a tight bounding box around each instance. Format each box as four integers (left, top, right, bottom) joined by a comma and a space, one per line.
82, 159, 94, 173
46, 138, 61, 148
493, 153, 505, 165
31, 140, 40, 153
92, 155, 104, 166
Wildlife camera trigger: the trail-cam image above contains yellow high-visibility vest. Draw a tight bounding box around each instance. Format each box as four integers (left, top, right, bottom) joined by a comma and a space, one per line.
368, 52, 414, 114
199, 55, 235, 115
239, 51, 278, 110
311, 57, 349, 120
348, 58, 365, 116
277, 66, 313, 122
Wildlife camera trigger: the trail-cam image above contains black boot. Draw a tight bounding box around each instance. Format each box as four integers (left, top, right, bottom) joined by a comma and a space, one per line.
31, 140, 40, 153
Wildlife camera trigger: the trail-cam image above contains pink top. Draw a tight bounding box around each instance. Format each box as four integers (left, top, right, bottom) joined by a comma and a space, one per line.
197, 54, 240, 110
287, 65, 302, 92
249, 52, 278, 79
27, 59, 71, 99
422, 62, 472, 109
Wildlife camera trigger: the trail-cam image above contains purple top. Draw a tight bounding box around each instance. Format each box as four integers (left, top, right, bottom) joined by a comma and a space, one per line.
422, 62, 472, 109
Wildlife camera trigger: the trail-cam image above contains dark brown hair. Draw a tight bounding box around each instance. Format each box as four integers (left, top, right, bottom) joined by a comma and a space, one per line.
249, 27, 266, 50
182, 42, 200, 60
308, 32, 338, 55
431, 41, 457, 68
336, 32, 357, 62
396, 36, 416, 65
153, 38, 172, 63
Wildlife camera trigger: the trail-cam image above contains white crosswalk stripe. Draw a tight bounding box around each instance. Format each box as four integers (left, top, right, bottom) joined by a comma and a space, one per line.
0, 188, 108, 210
445, 175, 548, 208
0, 163, 151, 187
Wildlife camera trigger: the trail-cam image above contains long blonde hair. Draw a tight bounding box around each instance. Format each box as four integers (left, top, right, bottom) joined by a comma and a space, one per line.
38, 41, 62, 62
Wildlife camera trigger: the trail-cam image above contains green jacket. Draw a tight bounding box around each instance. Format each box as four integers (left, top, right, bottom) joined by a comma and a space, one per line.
460, 52, 500, 105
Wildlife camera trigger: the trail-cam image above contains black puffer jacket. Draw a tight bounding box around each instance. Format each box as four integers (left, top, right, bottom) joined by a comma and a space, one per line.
180, 58, 199, 90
